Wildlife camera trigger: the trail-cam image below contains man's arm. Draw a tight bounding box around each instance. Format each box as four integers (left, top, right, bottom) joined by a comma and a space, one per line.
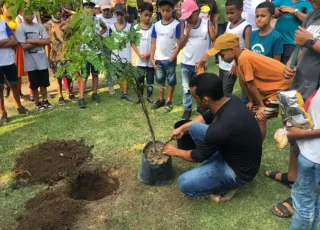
170, 114, 206, 140
280, 6, 308, 23
163, 145, 194, 162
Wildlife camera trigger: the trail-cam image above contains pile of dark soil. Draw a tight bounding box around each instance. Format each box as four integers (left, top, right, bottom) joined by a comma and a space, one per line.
70, 170, 120, 201
145, 142, 168, 165
14, 140, 93, 186
17, 189, 86, 230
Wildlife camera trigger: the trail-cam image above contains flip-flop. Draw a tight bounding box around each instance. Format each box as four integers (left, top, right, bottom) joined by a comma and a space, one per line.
265, 170, 295, 188
271, 197, 294, 218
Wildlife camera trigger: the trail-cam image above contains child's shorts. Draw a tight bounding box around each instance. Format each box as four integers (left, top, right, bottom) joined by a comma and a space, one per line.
155, 59, 177, 87
50, 61, 72, 79
81, 62, 99, 78
0, 64, 18, 87
251, 98, 279, 119
27, 69, 50, 90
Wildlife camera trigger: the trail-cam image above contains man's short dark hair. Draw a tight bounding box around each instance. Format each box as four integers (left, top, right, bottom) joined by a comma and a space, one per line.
189, 73, 224, 101
225, 0, 243, 9
256, 1, 275, 15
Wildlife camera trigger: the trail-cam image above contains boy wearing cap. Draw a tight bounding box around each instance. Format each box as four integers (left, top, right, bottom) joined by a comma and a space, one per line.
109, 3, 134, 102
150, 0, 181, 112
207, 33, 292, 139
78, 0, 107, 108
179, 0, 215, 120
97, 0, 117, 94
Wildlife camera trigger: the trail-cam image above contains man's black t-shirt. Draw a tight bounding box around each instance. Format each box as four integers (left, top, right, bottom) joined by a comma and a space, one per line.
190, 96, 263, 182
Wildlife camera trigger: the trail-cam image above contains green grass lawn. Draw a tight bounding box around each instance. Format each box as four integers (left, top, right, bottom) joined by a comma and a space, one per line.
0, 62, 292, 230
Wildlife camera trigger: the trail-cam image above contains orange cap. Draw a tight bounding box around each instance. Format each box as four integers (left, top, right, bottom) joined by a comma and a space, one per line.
207, 33, 240, 56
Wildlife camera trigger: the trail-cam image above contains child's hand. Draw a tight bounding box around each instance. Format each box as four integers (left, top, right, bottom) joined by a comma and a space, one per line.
283, 65, 296, 79
227, 63, 237, 77
286, 127, 304, 140
295, 26, 314, 47
255, 106, 267, 122
150, 58, 159, 70
246, 101, 254, 110
185, 23, 194, 36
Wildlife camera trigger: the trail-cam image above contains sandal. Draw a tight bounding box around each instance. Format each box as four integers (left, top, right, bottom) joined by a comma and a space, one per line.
272, 197, 294, 218
265, 171, 295, 188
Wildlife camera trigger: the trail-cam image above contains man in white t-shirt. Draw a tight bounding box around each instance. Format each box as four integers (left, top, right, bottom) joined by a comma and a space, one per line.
97, 0, 117, 94
243, 0, 266, 30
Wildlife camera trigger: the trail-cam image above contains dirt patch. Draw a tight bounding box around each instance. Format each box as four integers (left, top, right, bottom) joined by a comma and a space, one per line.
17, 189, 87, 230
145, 142, 169, 165
14, 140, 93, 186
69, 169, 120, 201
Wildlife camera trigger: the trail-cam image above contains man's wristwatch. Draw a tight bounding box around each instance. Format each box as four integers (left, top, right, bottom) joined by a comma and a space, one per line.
294, 8, 299, 16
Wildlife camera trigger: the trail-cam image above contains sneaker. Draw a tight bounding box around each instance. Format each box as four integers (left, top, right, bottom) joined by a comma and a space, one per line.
147, 97, 153, 104
78, 98, 87, 109
58, 97, 66, 105
68, 94, 78, 103
182, 110, 191, 120
0, 112, 8, 125
165, 101, 173, 112
20, 93, 28, 101
4, 87, 10, 99
152, 99, 165, 110
36, 103, 46, 111
92, 93, 101, 102
120, 94, 133, 103
17, 107, 30, 114
28, 96, 35, 102
109, 88, 115, 95
42, 100, 54, 109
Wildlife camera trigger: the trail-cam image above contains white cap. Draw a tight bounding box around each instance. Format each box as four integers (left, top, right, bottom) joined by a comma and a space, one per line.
100, 0, 112, 9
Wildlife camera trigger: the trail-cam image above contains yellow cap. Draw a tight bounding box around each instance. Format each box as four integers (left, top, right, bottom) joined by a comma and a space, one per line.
201, 5, 210, 13
207, 33, 240, 56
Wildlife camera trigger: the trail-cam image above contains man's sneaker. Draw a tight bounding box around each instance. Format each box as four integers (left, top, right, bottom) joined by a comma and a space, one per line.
4, 87, 10, 99
182, 110, 191, 120
28, 96, 35, 102
36, 103, 45, 111
58, 97, 66, 105
109, 88, 115, 95
68, 94, 78, 103
152, 99, 165, 110
17, 107, 30, 114
120, 94, 133, 103
92, 93, 101, 102
42, 100, 54, 109
0, 112, 8, 125
78, 98, 87, 109
147, 97, 153, 104
165, 101, 173, 112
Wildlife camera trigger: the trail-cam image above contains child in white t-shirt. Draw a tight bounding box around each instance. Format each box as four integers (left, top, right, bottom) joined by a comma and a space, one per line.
150, 0, 181, 112
109, 3, 133, 102
132, 2, 154, 104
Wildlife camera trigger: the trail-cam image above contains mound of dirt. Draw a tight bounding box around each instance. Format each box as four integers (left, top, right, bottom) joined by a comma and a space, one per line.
70, 170, 120, 201
14, 140, 93, 186
145, 142, 168, 165
17, 189, 86, 230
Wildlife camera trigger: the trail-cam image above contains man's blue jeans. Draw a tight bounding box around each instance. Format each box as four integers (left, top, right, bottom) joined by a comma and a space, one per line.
178, 122, 245, 197
181, 64, 196, 111
290, 154, 320, 230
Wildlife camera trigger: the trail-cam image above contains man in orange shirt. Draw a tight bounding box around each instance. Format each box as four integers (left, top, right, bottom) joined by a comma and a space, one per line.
206, 33, 292, 139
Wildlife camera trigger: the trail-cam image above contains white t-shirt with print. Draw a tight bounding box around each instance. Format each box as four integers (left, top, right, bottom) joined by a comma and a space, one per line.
135, 24, 154, 67
109, 22, 132, 62
0, 20, 15, 66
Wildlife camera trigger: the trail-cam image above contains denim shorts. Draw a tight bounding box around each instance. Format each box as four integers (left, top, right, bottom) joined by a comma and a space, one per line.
155, 59, 177, 87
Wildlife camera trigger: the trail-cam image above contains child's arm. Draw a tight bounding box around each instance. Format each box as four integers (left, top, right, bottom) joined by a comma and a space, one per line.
99, 20, 107, 36
169, 23, 181, 62
150, 38, 158, 70
287, 127, 320, 140
179, 22, 191, 49
131, 43, 144, 61
244, 25, 252, 49
245, 80, 266, 121
0, 35, 18, 48
26, 38, 50, 46
273, 54, 281, 62
208, 21, 216, 46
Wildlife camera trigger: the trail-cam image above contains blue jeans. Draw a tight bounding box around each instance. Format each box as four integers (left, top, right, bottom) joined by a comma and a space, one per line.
178, 122, 245, 197
181, 64, 196, 111
290, 154, 320, 230
155, 59, 177, 87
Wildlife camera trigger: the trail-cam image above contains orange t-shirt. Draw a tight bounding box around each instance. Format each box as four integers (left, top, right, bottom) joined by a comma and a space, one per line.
236, 49, 292, 100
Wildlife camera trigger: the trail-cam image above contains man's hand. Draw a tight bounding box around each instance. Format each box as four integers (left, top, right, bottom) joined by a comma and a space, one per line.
163, 144, 178, 157
170, 128, 184, 140
150, 58, 159, 70
255, 106, 267, 122
286, 127, 304, 140
199, 53, 209, 68
246, 101, 254, 110
280, 6, 295, 14
227, 63, 236, 77
295, 26, 314, 47
283, 65, 296, 79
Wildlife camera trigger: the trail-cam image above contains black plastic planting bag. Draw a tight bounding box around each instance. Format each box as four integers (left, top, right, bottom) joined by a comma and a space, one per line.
174, 120, 197, 150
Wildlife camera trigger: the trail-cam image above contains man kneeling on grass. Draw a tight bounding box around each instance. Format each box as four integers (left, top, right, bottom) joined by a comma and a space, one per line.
163, 73, 262, 199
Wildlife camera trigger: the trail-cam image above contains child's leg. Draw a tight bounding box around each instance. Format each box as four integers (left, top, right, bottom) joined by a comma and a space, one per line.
3, 64, 23, 109
39, 69, 50, 101
137, 67, 146, 97
181, 64, 194, 112
79, 63, 90, 99
62, 77, 70, 94
56, 78, 63, 98
120, 80, 128, 94
146, 67, 155, 98
92, 74, 99, 94
40, 86, 48, 101
154, 61, 166, 101
290, 154, 320, 230
0, 86, 5, 113
165, 62, 177, 102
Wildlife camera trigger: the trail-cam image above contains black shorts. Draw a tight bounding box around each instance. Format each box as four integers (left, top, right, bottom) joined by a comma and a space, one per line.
0, 64, 18, 87
28, 69, 50, 90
